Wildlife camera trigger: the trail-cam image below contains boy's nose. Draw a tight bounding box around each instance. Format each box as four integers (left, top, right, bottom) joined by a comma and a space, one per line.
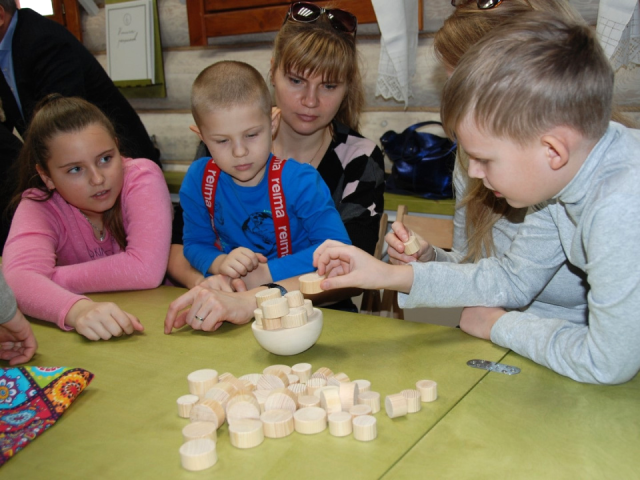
232, 142, 249, 157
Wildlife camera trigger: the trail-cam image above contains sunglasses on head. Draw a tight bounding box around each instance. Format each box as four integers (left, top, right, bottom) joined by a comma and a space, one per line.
451, 0, 504, 9
283, 2, 358, 35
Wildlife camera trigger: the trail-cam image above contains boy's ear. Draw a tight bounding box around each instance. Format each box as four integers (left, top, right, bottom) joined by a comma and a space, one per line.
35, 165, 56, 191
189, 125, 204, 142
271, 107, 281, 139
541, 131, 570, 171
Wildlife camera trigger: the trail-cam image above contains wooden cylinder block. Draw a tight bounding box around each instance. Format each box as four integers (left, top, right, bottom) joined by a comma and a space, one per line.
265, 390, 297, 413
416, 379, 438, 402
190, 399, 225, 428
354, 379, 371, 393
261, 297, 289, 319
403, 235, 421, 256
291, 362, 312, 383
328, 411, 353, 437
306, 377, 328, 396
303, 299, 314, 316
294, 407, 327, 434
252, 390, 270, 413
385, 393, 408, 419
182, 421, 217, 443
204, 382, 235, 407
187, 369, 219, 397
257, 373, 287, 391
349, 404, 372, 418
263, 364, 292, 376
253, 308, 263, 327
287, 374, 300, 384
297, 395, 321, 409
226, 395, 261, 425
255, 287, 281, 306
282, 307, 308, 328
402, 389, 422, 413
315, 367, 334, 378
333, 372, 350, 383
299, 272, 325, 294
229, 419, 264, 449
179, 438, 217, 471
353, 415, 377, 442
320, 387, 342, 414
218, 372, 236, 383
177, 394, 200, 418
357, 391, 381, 414
285, 290, 305, 308
339, 382, 359, 411
261, 409, 294, 438
262, 317, 283, 331
287, 382, 308, 398
239, 373, 262, 388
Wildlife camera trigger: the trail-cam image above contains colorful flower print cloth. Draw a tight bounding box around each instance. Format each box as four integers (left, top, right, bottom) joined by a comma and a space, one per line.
0, 366, 94, 465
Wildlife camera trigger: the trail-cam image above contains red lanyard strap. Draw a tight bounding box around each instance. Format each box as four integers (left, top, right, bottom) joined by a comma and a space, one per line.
200, 156, 292, 257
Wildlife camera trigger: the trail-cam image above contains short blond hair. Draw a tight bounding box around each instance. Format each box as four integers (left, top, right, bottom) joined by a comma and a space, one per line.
442, 12, 613, 145
191, 61, 271, 126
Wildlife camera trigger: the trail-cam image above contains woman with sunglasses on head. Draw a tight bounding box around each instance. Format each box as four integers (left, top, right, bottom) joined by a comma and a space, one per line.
386, 0, 638, 330
165, 3, 384, 333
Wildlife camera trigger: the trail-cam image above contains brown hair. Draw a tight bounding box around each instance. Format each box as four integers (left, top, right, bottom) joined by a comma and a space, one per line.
442, 13, 613, 256
271, 14, 363, 131
9, 95, 127, 249
191, 60, 272, 126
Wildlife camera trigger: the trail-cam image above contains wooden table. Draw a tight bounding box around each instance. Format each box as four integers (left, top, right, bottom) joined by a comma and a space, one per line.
3, 286, 637, 478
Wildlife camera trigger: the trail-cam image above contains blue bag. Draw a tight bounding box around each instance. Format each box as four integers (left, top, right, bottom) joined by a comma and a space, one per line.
381, 121, 457, 199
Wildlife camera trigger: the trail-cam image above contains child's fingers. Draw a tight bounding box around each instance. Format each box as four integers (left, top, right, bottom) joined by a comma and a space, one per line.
257, 254, 268, 263
391, 221, 411, 243
313, 239, 350, 269
231, 278, 248, 292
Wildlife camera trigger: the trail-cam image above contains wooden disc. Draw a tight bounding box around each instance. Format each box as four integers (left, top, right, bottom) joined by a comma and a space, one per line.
262, 316, 283, 331
257, 373, 287, 391
294, 407, 327, 434
179, 438, 217, 471
299, 272, 326, 294
333, 372, 350, 383
253, 308, 263, 327
287, 383, 308, 398
282, 307, 308, 328
177, 394, 200, 418
284, 290, 305, 308
265, 391, 297, 413
353, 379, 371, 393
297, 395, 321, 409
306, 377, 327, 396
255, 287, 281, 306
239, 373, 262, 387
357, 391, 381, 414
303, 299, 314, 316
182, 421, 217, 442
228, 419, 264, 449
401, 389, 422, 413
339, 382, 360, 411
328, 411, 353, 437
218, 372, 236, 383
252, 389, 270, 413
226, 395, 261, 425
353, 415, 377, 442
287, 374, 300, 384
291, 362, 312, 383
187, 369, 219, 397
385, 393, 408, 418
261, 409, 294, 438
261, 297, 289, 319
349, 404, 372, 418
190, 399, 225, 428
263, 364, 293, 376
403, 235, 421, 256
320, 387, 342, 414
314, 367, 334, 378
416, 379, 438, 402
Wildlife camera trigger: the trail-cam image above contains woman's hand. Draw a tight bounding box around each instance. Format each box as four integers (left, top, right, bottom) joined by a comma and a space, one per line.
212, 248, 268, 278
0, 309, 38, 365
65, 299, 144, 341
386, 221, 436, 264
164, 286, 257, 334
313, 240, 414, 293
198, 274, 248, 293
459, 306, 505, 340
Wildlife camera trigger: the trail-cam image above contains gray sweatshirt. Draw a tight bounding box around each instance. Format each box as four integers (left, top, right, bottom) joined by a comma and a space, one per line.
400, 122, 640, 384
0, 271, 18, 325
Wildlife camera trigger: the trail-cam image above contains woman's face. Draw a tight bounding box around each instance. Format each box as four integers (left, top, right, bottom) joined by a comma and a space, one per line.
272, 65, 347, 136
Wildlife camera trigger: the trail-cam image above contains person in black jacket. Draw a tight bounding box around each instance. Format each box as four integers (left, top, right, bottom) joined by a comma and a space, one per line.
0, 1, 160, 251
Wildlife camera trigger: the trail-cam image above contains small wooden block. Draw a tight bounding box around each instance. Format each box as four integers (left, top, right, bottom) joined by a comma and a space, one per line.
303, 299, 314, 316
328, 411, 353, 437
262, 316, 283, 331
402, 389, 422, 413
228, 419, 264, 449
253, 308, 263, 327
284, 290, 305, 308
299, 272, 325, 294
190, 399, 225, 428
261, 409, 294, 438
239, 373, 262, 387
294, 407, 327, 434
297, 395, 321, 409
287, 382, 308, 398
320, 387, 342, 414
353, 415, 377, 442
182, 421, 217, 443
226, 395, 261, 425
187, 369, 219, 397
177, 394, 200, 418
257, 373, 288, 390
357, 391, 381, 414
403, 235, 421, 256
339, 382, 360, 411
261, 297, 289, 319
287, 374, 300, 384
218, 372, 236, 383
349, 404, 372, 418
252, 390, 271, 413
314, 367, 334, 378
282, 307, 308, 328
333, 372, 350, 383
255, 287, 281, 306
179, 438, 217, 471
291, 363, 312, 383
354, 379, 371, 393
306, 377, 328, 396
265, 390, 297, 413
385, 393, 409, 419
416, 379, 438, 402
263, 365, 292, 376
204, 383, 234, 407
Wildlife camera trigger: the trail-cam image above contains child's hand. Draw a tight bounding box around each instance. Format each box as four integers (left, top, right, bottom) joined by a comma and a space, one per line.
0, 309, 38, 365
215, 248, 268, 278
385, 221, 436, 264
65, 299, 144, 341
199, 274, 248, 293
459, 306, 505, 340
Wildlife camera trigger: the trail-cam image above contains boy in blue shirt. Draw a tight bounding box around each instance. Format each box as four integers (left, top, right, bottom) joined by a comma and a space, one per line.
181, 60, 350, 288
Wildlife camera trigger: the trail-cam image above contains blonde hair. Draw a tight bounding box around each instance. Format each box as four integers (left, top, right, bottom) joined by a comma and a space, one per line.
272, 15, 363, 131
191, 61, 272, 126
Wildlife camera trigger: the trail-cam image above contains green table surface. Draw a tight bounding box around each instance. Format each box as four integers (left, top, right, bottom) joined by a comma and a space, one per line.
385, 352, 640, 479
2, 287, 505, 479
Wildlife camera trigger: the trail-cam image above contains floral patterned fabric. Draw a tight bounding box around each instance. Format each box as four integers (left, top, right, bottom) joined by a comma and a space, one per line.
0, 366, 93, 465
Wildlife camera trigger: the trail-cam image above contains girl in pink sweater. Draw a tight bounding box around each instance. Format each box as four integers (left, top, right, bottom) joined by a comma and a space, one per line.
3, 95, 172, 340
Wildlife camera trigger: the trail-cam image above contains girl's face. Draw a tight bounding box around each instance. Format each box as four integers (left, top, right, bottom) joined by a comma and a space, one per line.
272, 65, 347, 136
37, 123, 124, 219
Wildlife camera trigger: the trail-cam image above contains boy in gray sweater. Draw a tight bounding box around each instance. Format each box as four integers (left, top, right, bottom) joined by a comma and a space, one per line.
313, 12, 640, 385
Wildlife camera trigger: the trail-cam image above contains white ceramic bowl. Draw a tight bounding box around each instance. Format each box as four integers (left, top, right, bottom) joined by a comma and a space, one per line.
251, 309, 323, 356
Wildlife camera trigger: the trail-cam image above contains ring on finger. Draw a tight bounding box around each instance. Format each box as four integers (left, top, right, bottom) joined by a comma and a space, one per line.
194, 315, 205, 322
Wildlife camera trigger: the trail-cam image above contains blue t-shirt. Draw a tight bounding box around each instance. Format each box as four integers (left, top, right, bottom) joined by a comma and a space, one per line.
180, 154, 351, 281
